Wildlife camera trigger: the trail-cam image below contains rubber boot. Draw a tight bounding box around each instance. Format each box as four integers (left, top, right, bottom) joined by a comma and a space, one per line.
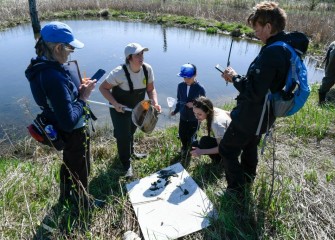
72, 190, 105, 211
318, 91, 326, 105
59, 183, 71, 204
71, 188, 88, 211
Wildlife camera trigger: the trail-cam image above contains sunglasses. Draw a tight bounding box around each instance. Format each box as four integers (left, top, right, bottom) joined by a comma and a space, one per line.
62, 44, 75, 53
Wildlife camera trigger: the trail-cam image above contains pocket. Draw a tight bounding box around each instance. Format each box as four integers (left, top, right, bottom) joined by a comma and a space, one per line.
27, 114, 65, 151
272, 93, 294, 117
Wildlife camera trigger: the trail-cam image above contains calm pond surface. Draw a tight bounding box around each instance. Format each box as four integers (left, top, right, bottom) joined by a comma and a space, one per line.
0, 19, 324, 141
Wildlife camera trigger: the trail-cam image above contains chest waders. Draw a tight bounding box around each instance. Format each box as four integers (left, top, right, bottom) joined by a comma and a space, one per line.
110, 64, 149, 170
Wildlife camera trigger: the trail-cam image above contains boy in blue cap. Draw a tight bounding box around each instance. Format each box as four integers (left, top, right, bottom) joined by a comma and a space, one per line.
171, 63, 206, 160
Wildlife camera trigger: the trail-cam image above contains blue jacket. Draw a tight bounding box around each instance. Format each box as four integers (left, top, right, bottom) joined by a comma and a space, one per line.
173, 81, 206, 121
25, 57, 86, 132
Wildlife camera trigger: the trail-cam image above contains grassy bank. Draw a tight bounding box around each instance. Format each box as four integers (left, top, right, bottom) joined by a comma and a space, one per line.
1, 85, 335, 239
0, 0, 334, 56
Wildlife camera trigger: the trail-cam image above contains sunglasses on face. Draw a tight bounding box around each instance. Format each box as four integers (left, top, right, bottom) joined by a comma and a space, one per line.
62, 44, 75, 53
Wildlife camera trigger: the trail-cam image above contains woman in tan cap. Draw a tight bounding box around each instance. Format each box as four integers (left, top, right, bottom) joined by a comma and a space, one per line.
99, 43, 161, 178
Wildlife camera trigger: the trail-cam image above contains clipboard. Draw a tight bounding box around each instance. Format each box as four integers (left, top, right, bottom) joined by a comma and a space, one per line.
63, 60, 82, 88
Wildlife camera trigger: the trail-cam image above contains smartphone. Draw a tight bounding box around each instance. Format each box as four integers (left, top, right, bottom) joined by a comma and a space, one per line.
91, 69, 106, 82
215, 64, 225, 73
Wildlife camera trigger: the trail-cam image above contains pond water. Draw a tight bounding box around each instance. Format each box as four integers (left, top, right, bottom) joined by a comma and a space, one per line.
0, 19, 324, 141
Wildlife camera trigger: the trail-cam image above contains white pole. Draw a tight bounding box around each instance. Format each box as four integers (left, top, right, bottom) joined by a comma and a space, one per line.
87, 100, 132, 111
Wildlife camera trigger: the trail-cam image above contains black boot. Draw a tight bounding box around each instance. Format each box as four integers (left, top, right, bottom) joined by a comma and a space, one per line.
318, 91, 326, 105
72, 190, 106, 210
59, 183, 71, 204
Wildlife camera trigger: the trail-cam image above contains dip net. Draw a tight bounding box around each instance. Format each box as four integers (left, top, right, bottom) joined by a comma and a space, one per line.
132, 100, 159, 134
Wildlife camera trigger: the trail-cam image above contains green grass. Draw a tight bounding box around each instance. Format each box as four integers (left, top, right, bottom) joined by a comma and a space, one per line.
1, 84, 335, 239
277, 85, 335, 139
1, 0, 335, 235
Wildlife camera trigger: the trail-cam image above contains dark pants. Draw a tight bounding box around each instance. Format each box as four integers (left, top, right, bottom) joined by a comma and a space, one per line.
219, 124, 261, 192
319, 45, 335, 95
193, 136, 221, 162
110, 108, 137, 170
60, 127, 90, 201
179, 119, 199, 151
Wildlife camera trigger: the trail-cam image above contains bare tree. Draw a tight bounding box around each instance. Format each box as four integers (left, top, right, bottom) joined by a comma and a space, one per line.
28, 0, 40, 34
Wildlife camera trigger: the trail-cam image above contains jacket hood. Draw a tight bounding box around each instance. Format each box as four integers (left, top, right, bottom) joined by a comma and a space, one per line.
268, 31, 309, 56
25, 57, 62, 82
282, 31, 309, 55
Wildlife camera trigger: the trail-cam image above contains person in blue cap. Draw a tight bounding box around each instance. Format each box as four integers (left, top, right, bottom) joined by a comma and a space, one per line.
170, 63, 206, 161
25, 21, 100, 209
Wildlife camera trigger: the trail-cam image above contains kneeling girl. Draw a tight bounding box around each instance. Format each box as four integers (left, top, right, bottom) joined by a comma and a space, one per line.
191, 96, 231, 162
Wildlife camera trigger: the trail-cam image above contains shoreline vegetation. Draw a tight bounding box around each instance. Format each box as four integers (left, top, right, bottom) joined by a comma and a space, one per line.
1, 0, 335, 239
0, 0, 335, 57
1, 89, 335, 238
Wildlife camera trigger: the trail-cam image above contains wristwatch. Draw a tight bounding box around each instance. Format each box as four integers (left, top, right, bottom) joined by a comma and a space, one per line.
232, 75, 242, 83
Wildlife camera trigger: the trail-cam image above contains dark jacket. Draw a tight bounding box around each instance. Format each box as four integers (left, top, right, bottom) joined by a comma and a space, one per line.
25, 57, 86, 132
230, 31, 307, 135
173, 81, 206, 122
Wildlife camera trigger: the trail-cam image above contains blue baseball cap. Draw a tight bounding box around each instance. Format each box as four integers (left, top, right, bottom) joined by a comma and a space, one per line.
41, 21, 84, 49
177, 64, 196, 78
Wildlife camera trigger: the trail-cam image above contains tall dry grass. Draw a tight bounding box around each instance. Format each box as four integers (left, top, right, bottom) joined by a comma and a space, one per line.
0, 0, 334, 48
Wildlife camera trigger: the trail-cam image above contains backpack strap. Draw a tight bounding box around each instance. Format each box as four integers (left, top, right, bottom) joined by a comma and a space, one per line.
122, 64, 149, 93
256, 90, 271, 136
122, 64, 134, 93
256, 90, 272, 155
142, 63, 149, 86
268, 41, 298, 91
38, 73, 48, 112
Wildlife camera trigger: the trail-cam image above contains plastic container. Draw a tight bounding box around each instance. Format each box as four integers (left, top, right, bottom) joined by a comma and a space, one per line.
44, 125, 57, 140
167, 97, 176, 108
